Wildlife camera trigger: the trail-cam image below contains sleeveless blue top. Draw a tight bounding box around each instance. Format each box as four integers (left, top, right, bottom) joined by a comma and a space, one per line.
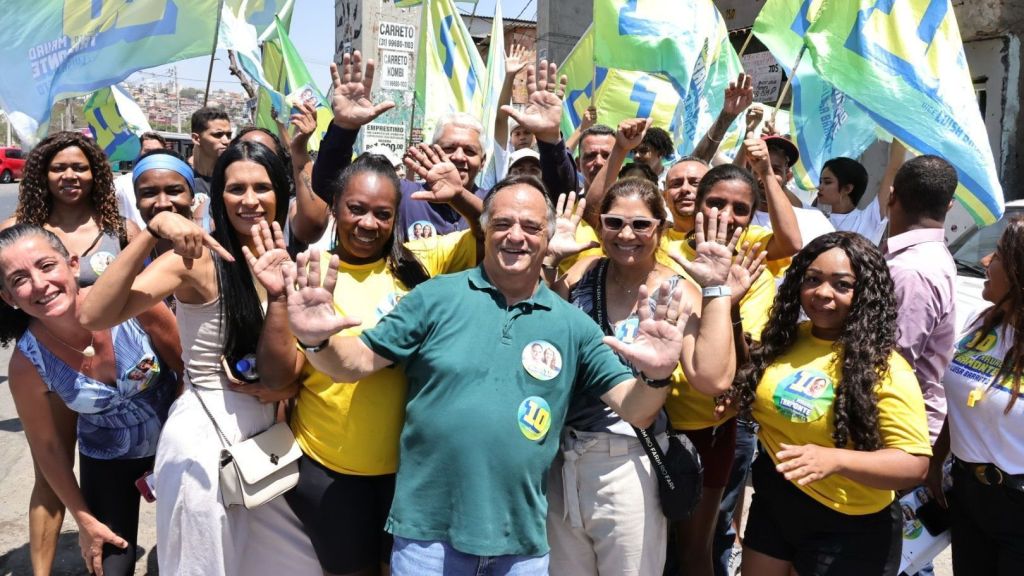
17, 319, 175, 459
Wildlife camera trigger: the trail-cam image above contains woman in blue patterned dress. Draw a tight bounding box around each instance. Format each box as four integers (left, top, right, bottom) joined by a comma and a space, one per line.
0, 224, 178, 576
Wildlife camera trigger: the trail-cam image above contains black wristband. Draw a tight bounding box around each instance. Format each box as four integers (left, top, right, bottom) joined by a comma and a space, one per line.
298, 338, 330, 354
640, 372, 672, 389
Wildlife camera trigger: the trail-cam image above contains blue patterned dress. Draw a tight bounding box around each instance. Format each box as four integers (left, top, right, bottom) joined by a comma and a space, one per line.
17, 318, 175, 460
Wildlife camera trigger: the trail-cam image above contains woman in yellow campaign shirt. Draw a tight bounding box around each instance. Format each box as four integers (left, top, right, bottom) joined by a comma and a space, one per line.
285, 156, 477, 575
729, 232, 931, 576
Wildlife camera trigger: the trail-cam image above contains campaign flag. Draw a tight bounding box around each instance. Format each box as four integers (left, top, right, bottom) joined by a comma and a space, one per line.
218, 1, 286, 115
803, 0, 1003, 225
478, 0, 506, 183
754, 0, 876, 192
84, 84, 153, 163
672, 4, 745, 156
226, 0, 295, 39
414, 0, 487, 143
559, 27, 680, 149
254, 18, 330, 150
593, 0, 721, 98
0, 0, 220, 145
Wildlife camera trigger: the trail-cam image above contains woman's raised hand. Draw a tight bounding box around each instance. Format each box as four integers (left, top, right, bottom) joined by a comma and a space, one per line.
147, 211, 233, 264
546, 192, 599, 264
242, 220, 294, 301
284, 250, 362, 345
672, 209, 736, 288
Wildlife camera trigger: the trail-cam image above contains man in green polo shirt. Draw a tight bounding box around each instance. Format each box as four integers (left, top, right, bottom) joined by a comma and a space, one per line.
284, 176, 720, 574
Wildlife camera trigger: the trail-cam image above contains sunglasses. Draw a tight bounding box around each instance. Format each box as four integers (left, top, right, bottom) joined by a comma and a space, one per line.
600, 214, 661, 235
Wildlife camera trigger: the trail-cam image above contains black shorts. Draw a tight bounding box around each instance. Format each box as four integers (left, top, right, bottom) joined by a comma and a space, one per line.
743, 450, 902, 576
679, 418, 737, 488
284, 453, 396, 573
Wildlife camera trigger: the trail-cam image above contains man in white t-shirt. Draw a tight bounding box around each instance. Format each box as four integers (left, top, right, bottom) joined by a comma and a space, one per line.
751, 136, 835, 246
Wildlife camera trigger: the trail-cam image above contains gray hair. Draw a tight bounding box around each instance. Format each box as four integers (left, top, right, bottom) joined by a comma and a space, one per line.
479, 175, 557, 239
432, 112, 486, 153
0, 224, 70, 288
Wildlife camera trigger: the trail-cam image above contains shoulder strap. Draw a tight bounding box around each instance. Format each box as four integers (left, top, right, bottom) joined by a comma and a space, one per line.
191, 381, 231, 448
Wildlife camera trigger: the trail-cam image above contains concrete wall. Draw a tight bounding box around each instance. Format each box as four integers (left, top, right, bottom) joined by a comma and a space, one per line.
536, 0, 591, 64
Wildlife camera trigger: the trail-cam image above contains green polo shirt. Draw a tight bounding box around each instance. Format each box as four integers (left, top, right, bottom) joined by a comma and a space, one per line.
359, 265, 634, 556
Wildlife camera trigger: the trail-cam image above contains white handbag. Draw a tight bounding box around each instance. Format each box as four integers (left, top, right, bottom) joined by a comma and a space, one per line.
194, 388, 302, 509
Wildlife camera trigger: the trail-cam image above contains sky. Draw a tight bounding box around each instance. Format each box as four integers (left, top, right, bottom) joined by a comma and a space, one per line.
136, 0, 536, 95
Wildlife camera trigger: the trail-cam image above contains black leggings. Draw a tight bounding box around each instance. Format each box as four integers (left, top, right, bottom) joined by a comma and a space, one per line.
79, 453, 154, 576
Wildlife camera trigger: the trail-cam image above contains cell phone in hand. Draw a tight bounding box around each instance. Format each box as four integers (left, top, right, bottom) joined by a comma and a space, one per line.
915, 498, 951, 536
135, 472, 156, 503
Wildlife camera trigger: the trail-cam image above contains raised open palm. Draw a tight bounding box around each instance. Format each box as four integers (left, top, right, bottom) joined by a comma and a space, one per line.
547, 192, 599, 263
331, 51, 395, 130
603, 283, 691, 380
285, 250, 362, 345
242, 220, 293, 300
501, 61, 567, 143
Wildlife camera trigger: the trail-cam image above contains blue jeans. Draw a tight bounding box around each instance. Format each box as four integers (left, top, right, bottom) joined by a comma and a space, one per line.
712, 419, 758, 576
391, 536, 550, 576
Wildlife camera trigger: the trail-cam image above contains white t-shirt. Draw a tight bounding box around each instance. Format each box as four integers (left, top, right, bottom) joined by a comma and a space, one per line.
478, 141, 510, 190
752, 207, 835, 248
113, 172, 146, 229
823, 195, 888, 246
944, 312, 1024, 474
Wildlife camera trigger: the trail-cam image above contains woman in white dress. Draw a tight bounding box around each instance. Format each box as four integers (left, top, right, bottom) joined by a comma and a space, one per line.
80, 140, 319, 576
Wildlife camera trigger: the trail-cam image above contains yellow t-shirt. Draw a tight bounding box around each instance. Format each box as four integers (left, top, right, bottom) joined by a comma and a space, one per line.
292, 232, 476, 475
661, 225, 776, 430
753, 323, 932, 515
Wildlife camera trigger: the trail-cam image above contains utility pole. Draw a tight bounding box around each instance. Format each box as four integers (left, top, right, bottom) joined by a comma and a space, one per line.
174, 66, 182, 133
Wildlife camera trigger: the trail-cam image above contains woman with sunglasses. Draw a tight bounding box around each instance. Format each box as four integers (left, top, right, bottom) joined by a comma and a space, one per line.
79, 140, 319, 576
542, 177, 759, 575
928, 217, 1024, 575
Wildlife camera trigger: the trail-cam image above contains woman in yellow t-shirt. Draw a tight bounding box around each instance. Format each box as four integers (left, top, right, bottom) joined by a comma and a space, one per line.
731, 231, 932, 576
286, 154, 477, 576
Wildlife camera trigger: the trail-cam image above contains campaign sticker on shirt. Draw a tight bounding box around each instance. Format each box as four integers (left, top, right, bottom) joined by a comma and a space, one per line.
772, 369, 834, 423
89, 251, 116, 276
522, 340, 562, 381
517, 396, 552, 441
375, 291, 404, 319
407, 220, 437, 240
125, 355, 160, 390
613, 316, 640, 344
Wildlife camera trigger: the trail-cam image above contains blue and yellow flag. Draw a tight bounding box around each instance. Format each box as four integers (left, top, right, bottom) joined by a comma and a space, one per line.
672, 5, 745, 157
0, 0, 220, 145
84, 84, 153, 163
481, 0, 506, 159
593, 0, 722, 98
804, 0, 1003, 225
414, 0, 486, 143
754, 0, 876, 193
560, 27, 680, 150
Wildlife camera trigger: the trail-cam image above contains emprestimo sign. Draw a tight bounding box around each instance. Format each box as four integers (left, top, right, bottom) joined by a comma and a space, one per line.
0, 0, 219, 144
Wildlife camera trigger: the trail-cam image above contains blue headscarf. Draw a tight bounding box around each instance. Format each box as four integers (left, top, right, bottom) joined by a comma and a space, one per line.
132, 154, 195, 192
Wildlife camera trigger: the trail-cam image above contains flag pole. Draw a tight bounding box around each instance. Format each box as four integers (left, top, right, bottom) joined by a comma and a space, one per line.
204, 0, 228, 107
771, 45, 805, 124
737, 28, 754, 58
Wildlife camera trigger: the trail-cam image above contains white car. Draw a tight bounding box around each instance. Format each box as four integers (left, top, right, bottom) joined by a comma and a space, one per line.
951, 199, 1024, 333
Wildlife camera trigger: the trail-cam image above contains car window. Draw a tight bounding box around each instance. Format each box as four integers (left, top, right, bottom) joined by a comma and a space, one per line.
952, 213, 1015, 267
6, 149, 21, 159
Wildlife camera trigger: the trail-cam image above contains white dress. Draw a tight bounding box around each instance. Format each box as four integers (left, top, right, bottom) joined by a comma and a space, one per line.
154, 298, 319, 576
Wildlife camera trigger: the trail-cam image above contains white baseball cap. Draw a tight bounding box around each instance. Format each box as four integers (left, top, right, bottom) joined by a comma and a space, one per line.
508, 147, 540, 168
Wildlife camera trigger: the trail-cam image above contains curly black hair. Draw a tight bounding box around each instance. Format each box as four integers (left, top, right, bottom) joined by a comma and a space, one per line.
14, 131, 126, 244
640, 126, 674, 158
732, 232, 898, 450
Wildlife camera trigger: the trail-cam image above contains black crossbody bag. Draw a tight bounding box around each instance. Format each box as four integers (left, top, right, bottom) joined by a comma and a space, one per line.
587, 259, 703, 521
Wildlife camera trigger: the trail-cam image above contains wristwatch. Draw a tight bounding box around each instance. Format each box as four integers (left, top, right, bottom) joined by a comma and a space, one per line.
702, 285, 733, 299
299, 337, 330, 354
641, 371, 672, 389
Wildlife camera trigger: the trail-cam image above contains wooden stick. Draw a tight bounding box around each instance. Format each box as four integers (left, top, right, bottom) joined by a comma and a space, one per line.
737, 28, 754, 58
771, 45, 806, 124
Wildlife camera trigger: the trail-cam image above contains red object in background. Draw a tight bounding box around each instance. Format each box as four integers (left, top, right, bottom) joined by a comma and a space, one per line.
0, 147, 25, 183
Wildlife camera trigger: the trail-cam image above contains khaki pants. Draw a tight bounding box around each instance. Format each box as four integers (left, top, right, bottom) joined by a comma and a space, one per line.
546, 428, 668, 576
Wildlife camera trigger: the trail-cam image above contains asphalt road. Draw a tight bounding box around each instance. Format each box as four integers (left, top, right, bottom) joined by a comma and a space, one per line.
0, 183, 18, 222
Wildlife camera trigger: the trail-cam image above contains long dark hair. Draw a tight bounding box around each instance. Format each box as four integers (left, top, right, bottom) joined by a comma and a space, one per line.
329, 154, 429, 289
208, 140, 291, 363
15, 131, 126, 245
0, 225, 72, 346
970, 216, 1024, 413
733, 232, 897, 450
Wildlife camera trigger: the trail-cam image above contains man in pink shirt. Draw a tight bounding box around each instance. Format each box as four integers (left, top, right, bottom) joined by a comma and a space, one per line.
884, 154, 959, 443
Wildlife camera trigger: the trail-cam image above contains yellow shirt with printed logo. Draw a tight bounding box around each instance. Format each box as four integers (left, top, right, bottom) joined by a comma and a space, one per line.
661, 225, 777, 430
753, 323, 932, 515
292, 232, 476, 475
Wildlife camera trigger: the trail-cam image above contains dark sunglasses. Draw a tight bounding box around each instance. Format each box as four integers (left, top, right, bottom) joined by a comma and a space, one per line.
600, 214, 661, 235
